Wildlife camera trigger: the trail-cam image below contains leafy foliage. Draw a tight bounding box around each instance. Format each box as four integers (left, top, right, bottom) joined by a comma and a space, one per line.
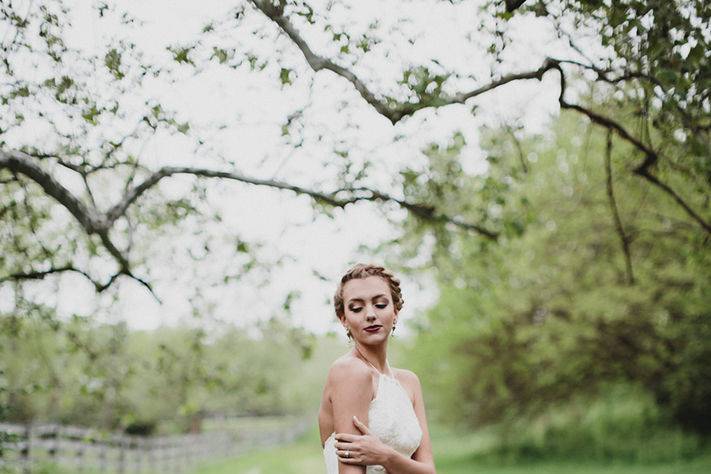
0, 305, 339, 432
397, 110, 710, 435
0, 0, 708, 458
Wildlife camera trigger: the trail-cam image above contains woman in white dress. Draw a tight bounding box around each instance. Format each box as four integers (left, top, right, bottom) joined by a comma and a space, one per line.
318, 263, 436, 474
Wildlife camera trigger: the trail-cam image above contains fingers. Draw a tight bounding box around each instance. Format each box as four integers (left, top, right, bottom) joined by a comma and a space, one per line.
334, 442, 356, 450
336, 449, 358, 457
337, 451, 363, 465
352, 415, 371, 434
334, 432, 358, 442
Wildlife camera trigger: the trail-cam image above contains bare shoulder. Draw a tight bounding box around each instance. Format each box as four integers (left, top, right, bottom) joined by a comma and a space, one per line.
393, 367, 420, 384
327, 354, 372, 386
392, 367, 422, 396
326, 355, 376, 412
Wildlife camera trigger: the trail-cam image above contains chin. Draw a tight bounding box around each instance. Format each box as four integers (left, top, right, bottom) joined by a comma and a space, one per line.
359, 334, 388, 344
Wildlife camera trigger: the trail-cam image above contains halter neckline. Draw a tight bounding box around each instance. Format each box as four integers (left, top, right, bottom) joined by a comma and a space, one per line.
354, 345, 395, 379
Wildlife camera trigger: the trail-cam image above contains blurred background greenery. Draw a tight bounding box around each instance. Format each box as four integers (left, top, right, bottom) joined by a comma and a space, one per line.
1, 0, 710, 472
3, 109, 709, 472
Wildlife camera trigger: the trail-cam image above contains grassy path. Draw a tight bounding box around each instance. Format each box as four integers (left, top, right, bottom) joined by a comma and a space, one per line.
193, 424, 711, 474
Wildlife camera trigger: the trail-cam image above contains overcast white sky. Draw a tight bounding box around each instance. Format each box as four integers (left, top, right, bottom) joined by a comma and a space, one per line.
2, 0, 595, 336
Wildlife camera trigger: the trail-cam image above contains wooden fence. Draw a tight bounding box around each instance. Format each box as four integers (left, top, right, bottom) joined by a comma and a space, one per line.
0, 415, 311, 473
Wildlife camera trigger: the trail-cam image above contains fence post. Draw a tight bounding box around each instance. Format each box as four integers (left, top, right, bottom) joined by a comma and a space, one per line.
98, 433, 107, 472
117, 435, 126, 474
20, 423, 31, 474
134, 437, 142, 473
147, 437, 156, 474
47, 425, 59, 466
75, 445, 84, 472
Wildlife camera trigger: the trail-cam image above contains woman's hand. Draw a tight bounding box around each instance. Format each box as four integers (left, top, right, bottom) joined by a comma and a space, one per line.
335, 416, 394, 466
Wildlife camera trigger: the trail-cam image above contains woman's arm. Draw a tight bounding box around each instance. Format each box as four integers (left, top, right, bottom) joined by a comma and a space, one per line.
336, 370, 436, 474
336, 418, 435, 474
329, 360, 375, 474
379, 446, 435, 474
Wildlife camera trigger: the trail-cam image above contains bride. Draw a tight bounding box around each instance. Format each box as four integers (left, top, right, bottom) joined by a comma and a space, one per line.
318, 263, 436, 473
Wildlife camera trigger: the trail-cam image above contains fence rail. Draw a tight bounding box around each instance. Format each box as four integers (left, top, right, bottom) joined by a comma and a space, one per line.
0, 416, 311, 473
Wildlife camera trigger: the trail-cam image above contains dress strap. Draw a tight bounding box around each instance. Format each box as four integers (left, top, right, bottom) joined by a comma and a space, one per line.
355, 346, 395, 378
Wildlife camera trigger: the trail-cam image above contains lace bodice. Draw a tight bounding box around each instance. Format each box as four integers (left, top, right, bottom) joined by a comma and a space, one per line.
323, 371, 423, 473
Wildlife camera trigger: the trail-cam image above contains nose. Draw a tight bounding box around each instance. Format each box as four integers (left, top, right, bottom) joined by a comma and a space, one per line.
366, 308, 376, 321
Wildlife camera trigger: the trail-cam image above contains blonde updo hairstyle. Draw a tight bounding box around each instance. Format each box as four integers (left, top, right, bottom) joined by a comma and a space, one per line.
333, 263, 404, 322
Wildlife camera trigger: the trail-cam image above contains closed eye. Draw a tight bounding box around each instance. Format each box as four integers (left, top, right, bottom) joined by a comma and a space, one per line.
350, 303, 388, 312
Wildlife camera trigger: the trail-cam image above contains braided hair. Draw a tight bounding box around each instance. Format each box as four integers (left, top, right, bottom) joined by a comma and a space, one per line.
333, 263, 404, 320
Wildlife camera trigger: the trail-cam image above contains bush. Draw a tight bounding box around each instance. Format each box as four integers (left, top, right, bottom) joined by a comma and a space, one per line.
483, 383, 707, 463
123, 420, 156, 436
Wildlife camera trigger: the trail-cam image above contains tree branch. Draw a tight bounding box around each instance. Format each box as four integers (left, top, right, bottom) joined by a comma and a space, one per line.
1, 147, 499, 299
551, 72, 711, 235
0, 265, 95, 285
108, 166, 499, 240
604, 131, 635, 285
253, 0, 708, 222
505, 0, 529, 13
0, 149, 148, 296
633, 168, 711, 234
250, 0, 398, 120
251, 0, 561, 124
451, 58, 561, 105
105, 166, 354, 226
558, 101, 659, 171
0, 265, 161, 302
336, 187, 499, 239
556, 58, 663, 88
504, 125, 528, 174
0, 149, 103, 233
256, 0, 702, 178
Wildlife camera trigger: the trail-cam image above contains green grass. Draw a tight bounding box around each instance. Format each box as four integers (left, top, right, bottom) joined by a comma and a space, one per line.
192, 423, 711, 474
193, 424, 324, 474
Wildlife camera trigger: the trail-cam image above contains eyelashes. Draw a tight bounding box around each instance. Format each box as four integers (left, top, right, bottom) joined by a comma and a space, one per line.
349, 303, 388, 313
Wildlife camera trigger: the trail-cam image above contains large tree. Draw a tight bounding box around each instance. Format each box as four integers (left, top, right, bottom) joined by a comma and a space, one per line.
1, 0, 709, 454
393, 109, 711, 438
1, 0, 707, 306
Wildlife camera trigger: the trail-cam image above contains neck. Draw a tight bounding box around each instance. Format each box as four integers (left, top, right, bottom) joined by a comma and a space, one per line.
354, 342, 390, 375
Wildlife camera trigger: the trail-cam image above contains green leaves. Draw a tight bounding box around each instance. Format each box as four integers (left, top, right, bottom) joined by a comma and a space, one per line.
145, 102, 191, 135
399, 65, 450, 104
104, 48, 124, 79
167, 44, 195, 65
176, 121, 190, 134
281, 290, 301, 312
52, 76, 74, 101
235, 239, 250, 253
657, 68, 678, 85
279, 67, 293, 85
356, 36, 375, 53
292, 2, 315, 24
81, 104, 100, 125
210, 47, 232, 64
400, 108, 711, 434
685, 44, 704, 65
8, 85, 30, 99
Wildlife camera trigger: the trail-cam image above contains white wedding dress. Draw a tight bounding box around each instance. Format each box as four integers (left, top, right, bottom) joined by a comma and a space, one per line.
323, 364, 423, 473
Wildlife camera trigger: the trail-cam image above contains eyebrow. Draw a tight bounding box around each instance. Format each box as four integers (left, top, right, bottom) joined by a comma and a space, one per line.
347, 294, 389, 304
